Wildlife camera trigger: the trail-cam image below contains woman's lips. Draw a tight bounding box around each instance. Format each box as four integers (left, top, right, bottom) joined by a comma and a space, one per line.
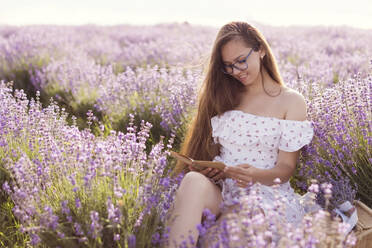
238, 73, 248, 81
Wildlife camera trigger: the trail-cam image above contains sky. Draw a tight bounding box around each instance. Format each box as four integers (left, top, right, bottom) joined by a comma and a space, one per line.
1, 0, 372, 29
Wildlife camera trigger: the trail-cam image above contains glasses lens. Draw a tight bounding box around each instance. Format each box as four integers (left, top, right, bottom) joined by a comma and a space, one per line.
222, 65, 232, 74
222, 62, 248, 74
234, 62, 248, 70
222, 55, 250, 74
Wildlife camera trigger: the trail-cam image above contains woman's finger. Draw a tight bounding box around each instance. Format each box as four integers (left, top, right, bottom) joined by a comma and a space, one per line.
235, 177, 251, 188
225, 166, 253, 181
236, 163, 252, 169
231, 174, 252, 183
213, 171, 224, 180
224, 167, 245, 178
199, 168, 209, 175
212, 171, 224, 181
225, 166, 245, 173
208, 168, 220, 178
237, 182, 248, 188
234, 178, 243, 187
200, 168, 218, 177
203, 168, 213, 176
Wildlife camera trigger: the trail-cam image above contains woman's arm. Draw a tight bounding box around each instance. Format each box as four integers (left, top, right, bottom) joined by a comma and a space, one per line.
222, 146, 300, 186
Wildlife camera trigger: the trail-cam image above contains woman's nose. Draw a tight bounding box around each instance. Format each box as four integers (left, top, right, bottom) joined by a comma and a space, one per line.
231, 67, 240, 76
233, 68, 245, 77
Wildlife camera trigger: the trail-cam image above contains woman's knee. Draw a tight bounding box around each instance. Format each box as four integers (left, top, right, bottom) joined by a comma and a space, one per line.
179, 171, 217, 194
178, 171, 222, 213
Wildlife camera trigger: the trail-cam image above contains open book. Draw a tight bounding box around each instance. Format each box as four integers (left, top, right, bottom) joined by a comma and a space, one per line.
170, 151, 226, 171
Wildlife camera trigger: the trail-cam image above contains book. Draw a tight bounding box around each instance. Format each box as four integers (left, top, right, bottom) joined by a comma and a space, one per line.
170, 151, 226, 171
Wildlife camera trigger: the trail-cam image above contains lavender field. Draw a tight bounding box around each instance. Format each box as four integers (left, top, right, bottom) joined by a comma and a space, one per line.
0, 23, 371, 247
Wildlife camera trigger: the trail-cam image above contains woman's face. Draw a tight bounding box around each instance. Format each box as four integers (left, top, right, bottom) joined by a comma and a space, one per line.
221, 39, 265, 86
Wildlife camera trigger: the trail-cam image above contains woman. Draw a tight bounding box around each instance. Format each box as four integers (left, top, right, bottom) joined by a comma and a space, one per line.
164, 21, 314, 247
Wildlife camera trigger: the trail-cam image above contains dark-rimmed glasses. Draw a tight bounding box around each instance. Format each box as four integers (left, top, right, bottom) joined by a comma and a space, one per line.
221, 47, 254, 74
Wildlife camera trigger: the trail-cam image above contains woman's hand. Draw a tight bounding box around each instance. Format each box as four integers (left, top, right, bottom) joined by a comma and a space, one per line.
223, 164, 254, 188
188, 165, 226, 182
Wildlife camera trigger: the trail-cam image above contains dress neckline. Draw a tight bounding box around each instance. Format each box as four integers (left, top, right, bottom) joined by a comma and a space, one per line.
228, 109, 310, 122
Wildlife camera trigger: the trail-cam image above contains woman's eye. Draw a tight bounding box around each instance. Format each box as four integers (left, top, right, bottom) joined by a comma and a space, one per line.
237, 59, 246, 64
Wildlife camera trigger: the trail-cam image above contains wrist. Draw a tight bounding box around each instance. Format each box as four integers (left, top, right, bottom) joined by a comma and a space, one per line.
247, 166, 258, 183
247, 166, 255, 177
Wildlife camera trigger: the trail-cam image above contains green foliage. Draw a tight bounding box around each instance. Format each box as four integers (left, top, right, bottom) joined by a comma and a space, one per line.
0, 198, 30, 248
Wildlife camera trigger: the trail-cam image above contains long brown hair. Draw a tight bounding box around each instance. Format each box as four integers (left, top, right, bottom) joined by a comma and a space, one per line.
171, 21, 285, 177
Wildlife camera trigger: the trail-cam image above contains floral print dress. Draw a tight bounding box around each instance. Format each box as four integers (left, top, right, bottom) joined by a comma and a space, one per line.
210, 110, 315, 224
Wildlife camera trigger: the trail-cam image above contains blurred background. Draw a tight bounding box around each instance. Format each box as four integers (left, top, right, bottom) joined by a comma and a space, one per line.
1, 0, 372, 29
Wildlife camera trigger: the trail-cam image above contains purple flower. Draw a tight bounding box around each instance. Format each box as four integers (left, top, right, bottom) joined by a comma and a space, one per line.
74, 222, 84, 236
89, 211, 102, 239
308, 183, 319, 193
30, 233, 41, 245
128, 234, 136, 248
151, 232, 160, 245
75, 198, 81, 209
114, 234, 120, 241
61, 200, 70, 215
2, 181, 11, 194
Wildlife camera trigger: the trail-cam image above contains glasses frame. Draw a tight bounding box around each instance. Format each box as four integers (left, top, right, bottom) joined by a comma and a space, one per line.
221, 47, 255, 75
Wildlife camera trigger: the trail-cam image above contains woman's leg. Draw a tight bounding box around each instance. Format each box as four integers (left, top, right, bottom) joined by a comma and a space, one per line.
164, 171, 223, 248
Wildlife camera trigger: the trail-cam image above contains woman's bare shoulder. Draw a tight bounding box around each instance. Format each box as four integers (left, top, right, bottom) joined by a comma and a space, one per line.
281, 87, 305, 100
280, 87, 308, 120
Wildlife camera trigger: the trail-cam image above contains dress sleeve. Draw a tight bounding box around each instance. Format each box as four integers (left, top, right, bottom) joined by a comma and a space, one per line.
210, 115, 223, 144
278, 120, 314, 152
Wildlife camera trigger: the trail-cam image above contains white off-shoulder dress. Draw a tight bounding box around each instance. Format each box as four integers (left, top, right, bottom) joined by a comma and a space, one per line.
210, 110, 315, 225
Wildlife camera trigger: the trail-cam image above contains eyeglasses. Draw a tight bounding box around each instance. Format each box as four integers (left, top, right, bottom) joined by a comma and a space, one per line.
221, 47, 254, 75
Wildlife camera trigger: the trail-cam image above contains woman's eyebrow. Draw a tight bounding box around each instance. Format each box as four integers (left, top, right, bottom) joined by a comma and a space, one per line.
222, 54, 244, 64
